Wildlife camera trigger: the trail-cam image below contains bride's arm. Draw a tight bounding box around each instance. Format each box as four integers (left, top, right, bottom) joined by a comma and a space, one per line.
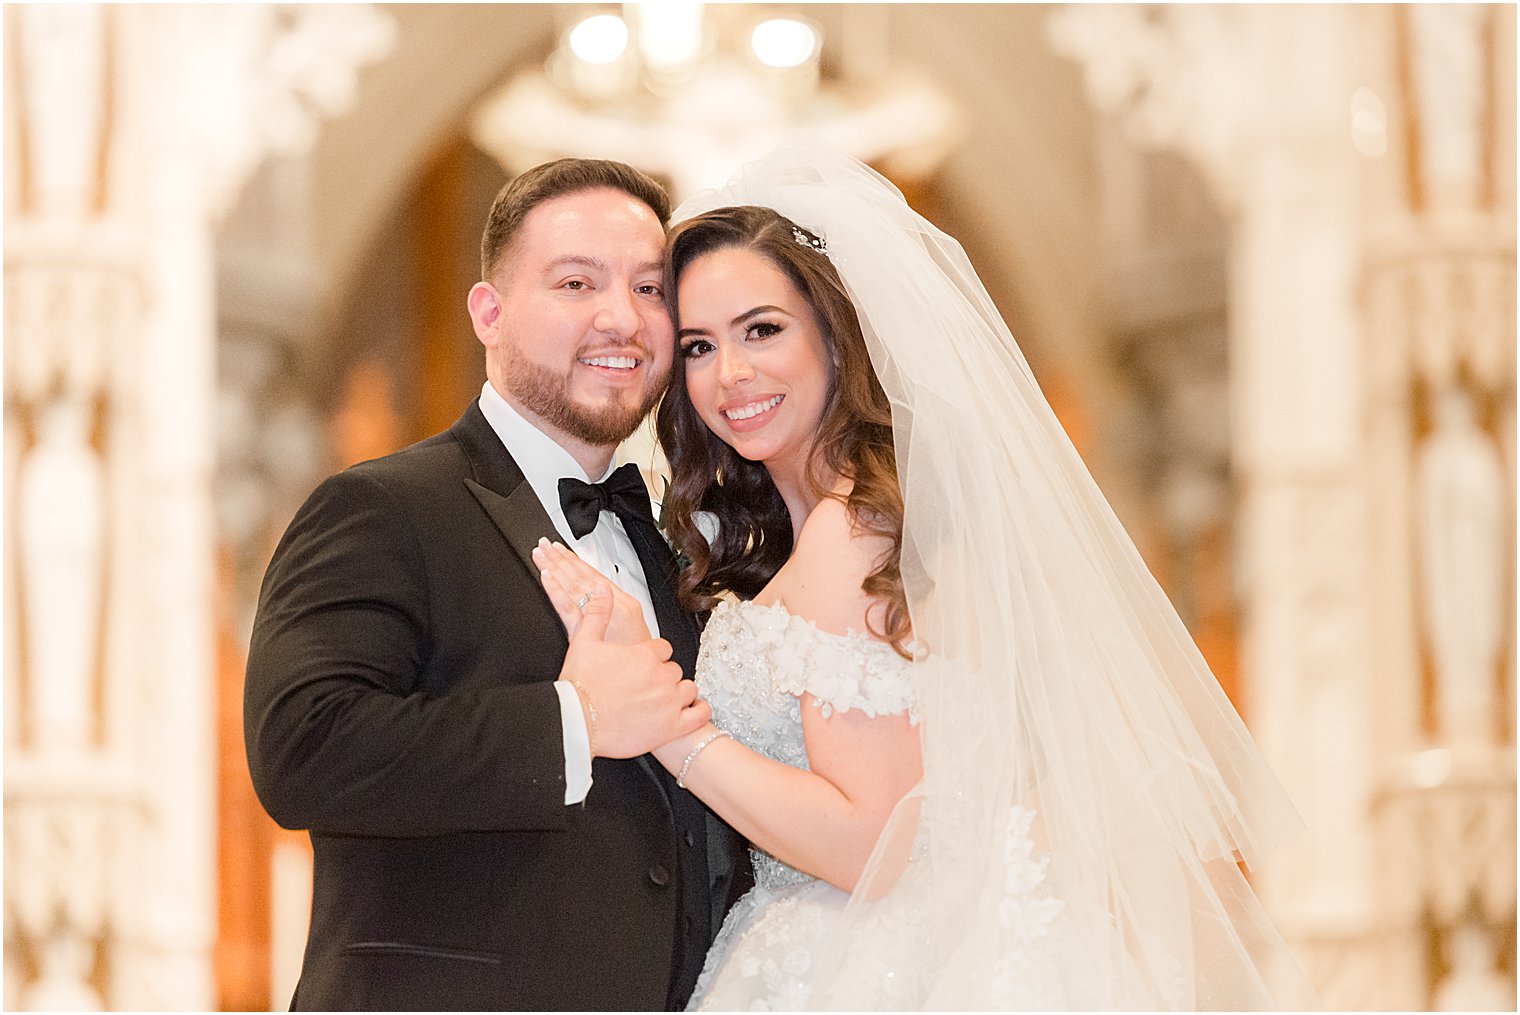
655, 498, 923, 894
655, 700, 919, 894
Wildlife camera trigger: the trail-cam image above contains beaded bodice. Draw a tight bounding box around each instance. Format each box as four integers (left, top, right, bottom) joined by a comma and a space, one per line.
695, 599, 918, 890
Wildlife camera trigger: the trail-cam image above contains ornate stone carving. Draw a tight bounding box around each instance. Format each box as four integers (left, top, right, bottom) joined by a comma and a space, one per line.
4, 5, 394, 1010
14, 5, 106, 220
1047, 6, 1365, 211
17, 399, 105, 754
1434, 914, 1516, 1011
158, 5, 397, 220
1416, 387, 1507, 747
1045, 10, 1518, 1013
1408, 5, 1487, 214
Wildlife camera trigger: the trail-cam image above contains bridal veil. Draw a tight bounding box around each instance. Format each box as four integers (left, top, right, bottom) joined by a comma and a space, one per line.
672, 144, 1319, 1010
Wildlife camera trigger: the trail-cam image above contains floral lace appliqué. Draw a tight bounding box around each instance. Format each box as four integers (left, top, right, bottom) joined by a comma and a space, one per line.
688, 602, 1069, 1012
696, 599, 919, 891
990, 805, 1065, 1009
689, 887, 831, 1011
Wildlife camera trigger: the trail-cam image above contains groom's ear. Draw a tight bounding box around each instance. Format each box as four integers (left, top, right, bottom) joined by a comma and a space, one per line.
467, 280, 504, 348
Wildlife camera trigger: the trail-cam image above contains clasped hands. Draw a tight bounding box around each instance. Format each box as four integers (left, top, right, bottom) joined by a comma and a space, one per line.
533, 539, 714, 765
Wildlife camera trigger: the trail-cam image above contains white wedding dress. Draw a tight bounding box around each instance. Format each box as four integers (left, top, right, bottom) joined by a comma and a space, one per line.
685, 599, 1064, 1011
668, 145, 1318, 1010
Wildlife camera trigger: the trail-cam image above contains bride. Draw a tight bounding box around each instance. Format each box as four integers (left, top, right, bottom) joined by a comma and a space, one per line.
533, 144, 1319, 1010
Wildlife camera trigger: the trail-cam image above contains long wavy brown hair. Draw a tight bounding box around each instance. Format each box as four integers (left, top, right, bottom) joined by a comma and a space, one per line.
656, 206, 910, 655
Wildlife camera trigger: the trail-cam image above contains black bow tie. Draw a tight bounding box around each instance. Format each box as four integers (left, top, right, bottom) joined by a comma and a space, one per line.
557, 463, 656, 540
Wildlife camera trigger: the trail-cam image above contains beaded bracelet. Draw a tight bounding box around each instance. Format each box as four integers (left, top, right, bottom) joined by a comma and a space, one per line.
677, 730, 731, 788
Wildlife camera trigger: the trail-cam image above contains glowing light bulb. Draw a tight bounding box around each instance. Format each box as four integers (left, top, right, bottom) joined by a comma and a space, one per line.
569, 14, 629, 65
751, 18, 816, 69
637, 1, 704, 71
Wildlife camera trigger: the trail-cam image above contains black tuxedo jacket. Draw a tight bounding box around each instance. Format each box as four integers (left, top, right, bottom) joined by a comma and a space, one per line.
245, 401, 749, 1011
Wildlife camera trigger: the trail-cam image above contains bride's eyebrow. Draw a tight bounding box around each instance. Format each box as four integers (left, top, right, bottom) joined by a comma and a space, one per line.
678, 305, 791, 340
731, 305, 789, 326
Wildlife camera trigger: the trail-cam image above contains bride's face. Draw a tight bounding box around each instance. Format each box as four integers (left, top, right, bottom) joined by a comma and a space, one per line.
676, 247, 833, 475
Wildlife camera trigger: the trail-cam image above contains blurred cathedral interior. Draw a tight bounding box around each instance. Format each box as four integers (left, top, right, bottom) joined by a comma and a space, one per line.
3, 4, 1515, 1010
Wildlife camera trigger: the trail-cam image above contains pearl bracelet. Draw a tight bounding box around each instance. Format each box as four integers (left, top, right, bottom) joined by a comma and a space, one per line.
677, 729, 731, 788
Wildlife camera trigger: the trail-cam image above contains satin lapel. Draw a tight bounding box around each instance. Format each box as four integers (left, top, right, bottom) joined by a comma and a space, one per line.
625, 516, 699, 678
462, 479, 569, 649
452, 400, 680, 808
464, 476, 672, 808
453, 401, 568, 651
621, 514, 695, 809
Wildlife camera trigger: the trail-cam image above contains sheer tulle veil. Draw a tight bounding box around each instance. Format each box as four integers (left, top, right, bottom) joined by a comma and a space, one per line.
671, 144, 1319, 1010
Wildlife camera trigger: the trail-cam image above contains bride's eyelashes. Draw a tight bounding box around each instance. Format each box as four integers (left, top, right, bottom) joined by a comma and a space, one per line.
679, 321, 786, 360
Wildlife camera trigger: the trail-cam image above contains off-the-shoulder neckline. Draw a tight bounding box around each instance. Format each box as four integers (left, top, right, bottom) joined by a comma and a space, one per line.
714, 598, 908, 657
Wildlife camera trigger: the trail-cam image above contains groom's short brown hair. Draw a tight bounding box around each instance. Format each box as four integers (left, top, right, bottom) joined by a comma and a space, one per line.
480, 159, 671, 281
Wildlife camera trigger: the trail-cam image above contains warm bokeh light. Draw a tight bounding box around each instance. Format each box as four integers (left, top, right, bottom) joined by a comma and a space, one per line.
636, 1, 705, 71
750, 17, 817, 69
568, 13, 628, 65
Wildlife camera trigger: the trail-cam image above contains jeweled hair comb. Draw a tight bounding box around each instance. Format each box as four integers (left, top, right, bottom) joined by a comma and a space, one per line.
792, 225, 828, 256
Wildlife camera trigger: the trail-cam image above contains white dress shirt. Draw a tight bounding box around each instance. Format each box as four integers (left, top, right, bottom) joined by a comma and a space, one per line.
477, 381, 662, 804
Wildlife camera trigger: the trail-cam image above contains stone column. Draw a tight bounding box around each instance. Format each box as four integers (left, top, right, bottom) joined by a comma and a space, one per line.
1050, 5, 1407, 1007
3, 7, 391, 1008
1054, 5, 1516, 1008
5, 8, 162, 1006
1362, 6, 1516, 1011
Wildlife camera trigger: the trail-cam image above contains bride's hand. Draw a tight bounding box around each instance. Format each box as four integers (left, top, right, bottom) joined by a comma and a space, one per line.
532, 538, 651, 644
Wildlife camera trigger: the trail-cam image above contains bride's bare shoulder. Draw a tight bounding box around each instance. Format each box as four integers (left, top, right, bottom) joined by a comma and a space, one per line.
769, 496, 895, 639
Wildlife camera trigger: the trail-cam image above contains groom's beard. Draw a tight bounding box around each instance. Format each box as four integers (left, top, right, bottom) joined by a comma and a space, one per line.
501, 350, 669, 447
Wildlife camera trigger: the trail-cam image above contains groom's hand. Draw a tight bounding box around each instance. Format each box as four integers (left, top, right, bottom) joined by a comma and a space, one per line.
557, 585, 711, 759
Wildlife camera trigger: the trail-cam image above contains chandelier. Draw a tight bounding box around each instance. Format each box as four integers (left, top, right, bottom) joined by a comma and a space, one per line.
471, 3, 960, 196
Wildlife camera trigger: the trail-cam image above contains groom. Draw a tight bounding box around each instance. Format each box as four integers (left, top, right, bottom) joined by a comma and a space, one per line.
245, 158, 748, 1011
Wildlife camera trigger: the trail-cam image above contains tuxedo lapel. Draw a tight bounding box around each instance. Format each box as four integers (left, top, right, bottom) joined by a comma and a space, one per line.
625, 516, 699, 678
450, 400, 683, 809
622, 514, 693, 819
453, 402, 568, 649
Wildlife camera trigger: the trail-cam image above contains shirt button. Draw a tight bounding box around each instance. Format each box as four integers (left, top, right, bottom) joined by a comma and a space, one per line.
648, 864, 671, 887
683, 830, 697, 848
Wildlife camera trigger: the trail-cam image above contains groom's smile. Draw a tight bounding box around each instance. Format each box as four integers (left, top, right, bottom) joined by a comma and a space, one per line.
577, 345, 648, 383
473, 186, 675, 455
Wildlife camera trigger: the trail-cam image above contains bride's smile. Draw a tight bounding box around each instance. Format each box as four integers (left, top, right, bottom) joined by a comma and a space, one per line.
676, 247, 832, 485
